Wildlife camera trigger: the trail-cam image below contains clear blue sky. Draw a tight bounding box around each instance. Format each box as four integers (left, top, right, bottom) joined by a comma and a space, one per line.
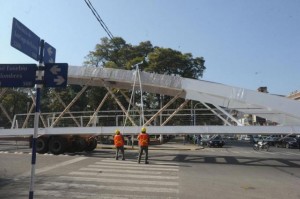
1, 0, 299, 95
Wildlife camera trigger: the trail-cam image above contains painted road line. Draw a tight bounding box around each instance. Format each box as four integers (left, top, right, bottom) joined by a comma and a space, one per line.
41, 181, 179, 193
80, 167, 163, 175
101, 158, 181, 166
69, 171, 178, 180
87, 164, 179, 172
14, 157, 87, 180
18, 190, 178, 199
60, 175, 179, 186
95, 161, 179, 169
284, 152, 300, 156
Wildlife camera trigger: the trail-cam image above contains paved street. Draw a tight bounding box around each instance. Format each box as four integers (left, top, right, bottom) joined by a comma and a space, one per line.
0, 140, 300, 199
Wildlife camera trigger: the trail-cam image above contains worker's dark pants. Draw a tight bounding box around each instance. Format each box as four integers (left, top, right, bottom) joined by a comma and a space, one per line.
116, 146, 125, 160
138, 146, 148, 163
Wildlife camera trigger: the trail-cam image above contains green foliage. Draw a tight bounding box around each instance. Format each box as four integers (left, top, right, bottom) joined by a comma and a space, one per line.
84, 37, 205, 79
0, 88, 30, 128
82, 36, 207, 111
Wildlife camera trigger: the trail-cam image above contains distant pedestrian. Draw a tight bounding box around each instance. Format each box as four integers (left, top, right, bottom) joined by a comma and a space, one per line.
137, 127, 150, 164
194, 134, 197, 145
197, 135, 202, 146
113, 129, 125, 160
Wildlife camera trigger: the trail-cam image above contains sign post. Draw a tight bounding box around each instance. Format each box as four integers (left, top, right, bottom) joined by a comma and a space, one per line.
8, 18, 68, 199
28, 39, 44, 199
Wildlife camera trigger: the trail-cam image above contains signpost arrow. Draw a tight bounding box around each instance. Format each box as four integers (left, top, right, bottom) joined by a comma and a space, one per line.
50, 65, 61, 75
53, 76, 65, 85
44, 63, 68, 88
44, 42, 56, 63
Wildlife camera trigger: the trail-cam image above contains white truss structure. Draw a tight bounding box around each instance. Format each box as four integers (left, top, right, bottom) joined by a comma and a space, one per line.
1, 66, 300, 136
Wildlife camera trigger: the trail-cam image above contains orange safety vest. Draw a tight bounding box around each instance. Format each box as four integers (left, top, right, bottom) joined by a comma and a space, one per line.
114, 134, 124, 147
138, 133, 149, 147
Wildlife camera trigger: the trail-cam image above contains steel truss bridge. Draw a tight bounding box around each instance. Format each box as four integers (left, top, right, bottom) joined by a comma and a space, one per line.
1, 66, 300, 136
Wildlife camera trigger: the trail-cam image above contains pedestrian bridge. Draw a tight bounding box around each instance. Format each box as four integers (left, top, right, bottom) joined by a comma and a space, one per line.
1, 66, 300, 136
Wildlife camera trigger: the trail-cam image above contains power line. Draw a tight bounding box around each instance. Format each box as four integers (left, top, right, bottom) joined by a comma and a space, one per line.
84, 0, 114, 39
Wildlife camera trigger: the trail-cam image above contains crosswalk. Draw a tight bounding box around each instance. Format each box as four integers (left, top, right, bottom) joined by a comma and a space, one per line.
27, 159, 180, 199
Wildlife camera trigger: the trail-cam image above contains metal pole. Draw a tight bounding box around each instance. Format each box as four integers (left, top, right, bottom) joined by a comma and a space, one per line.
29, 39, 44, 199
193, 102, 201, 126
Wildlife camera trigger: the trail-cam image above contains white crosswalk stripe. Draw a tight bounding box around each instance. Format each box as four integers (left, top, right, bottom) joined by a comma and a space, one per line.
59, 175, 179, 186
33, 158, 180, 198
71, 170, 178, 180
80, 167, 165, 175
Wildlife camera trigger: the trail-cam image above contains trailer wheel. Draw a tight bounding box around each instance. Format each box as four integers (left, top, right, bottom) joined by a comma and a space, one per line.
49, 137, 67, 155
74, 137, 87, 152
36, 137, 48, 154
85, 138, 98, 152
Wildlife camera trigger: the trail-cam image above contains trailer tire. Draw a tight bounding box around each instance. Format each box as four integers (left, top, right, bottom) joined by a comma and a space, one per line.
49, 137, 67, 155
74, 138, 87, 152
36, 137, 48, 154
85, 138, 98, 152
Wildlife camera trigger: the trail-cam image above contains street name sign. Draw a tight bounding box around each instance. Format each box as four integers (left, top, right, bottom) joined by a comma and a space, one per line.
0, 64, 37, 87
11, 18, 40, 61
44, 42, 56, 63
44, 63, 68, 88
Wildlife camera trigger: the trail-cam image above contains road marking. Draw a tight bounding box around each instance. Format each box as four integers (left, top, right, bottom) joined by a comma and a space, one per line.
69, 171, 178, 180
18, 190, 179, 199
252, 151, 261, 154
284, 152, 300, 156
41, 181, 179, 193
96, 160, 179, 168
14, 157, 87, 179
80, 167, 163, 175
60, 175, 179, 186
22, 190, 172, 199
220, 150, 229, 153
99, 158, 181, 166
87, 164, 179, 171
35, 157, 87, 174
264, 151, 276, 155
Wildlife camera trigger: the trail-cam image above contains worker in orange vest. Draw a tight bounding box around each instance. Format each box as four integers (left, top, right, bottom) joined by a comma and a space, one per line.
137, 127, 150, 164
114, 129, 125, 160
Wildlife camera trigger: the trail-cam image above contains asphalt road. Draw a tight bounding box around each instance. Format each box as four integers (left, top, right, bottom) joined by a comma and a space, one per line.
0, 140, 300, 199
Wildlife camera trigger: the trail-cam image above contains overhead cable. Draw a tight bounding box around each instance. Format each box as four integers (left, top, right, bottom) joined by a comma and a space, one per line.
84, 0, 114, 39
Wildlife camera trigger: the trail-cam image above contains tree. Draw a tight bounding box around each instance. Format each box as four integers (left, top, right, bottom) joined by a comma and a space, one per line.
147, 48, 205, 79
84, 37, 206, 79
0, 88, 30, 128
83, 37, 206, 111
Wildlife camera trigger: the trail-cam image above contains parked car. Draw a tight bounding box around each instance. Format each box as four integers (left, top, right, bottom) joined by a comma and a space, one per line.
274, 137, 299, 149
263, 135, 281, 146
201, 135, 225, 148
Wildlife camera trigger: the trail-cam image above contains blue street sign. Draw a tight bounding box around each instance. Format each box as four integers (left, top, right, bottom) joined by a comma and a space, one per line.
44, 63, 68, 88
0, 64, 37, 87
10, 18, 40, 61
44, 42, 56, 63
